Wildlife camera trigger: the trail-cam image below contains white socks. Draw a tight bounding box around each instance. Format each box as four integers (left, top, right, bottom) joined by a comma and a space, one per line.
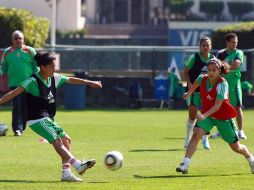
202, 135, 208, 141
185, 119, 196, 146
247, 153, 254, 162
183, 157, 191, 166
68, 157, 82, 169
62, 163, 71, 177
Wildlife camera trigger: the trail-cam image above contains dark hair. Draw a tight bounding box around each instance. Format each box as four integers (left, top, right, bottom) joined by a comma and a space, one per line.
34, 52, 56, 67
207, 58, 229, 74
225, 33, 237, 42
199, 36, 211, 46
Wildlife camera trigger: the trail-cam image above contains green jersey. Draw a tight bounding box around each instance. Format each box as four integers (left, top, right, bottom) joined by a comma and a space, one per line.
185, 52, 212, 70
217, 48, 244, 87
21, 73, 68, 143
21, 73, 68, 96
1, 46, 39, 87
168, 72, 179, 98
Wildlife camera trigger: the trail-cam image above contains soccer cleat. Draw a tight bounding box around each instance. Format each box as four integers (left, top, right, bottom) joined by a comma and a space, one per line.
14, 130, 22, 136
76, 159, 96, 175
238, 130, 247, 139
248, 160, 254, 174
202, 138, 210, 150
210, 131, 220, 139
176, 163, 188, 174
61, 173, 83, 182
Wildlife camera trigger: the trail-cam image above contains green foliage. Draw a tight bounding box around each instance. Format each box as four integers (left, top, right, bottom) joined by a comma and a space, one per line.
228, 2, 253, 18
56, 29, 87, 38
215, 22, 254, 33
0, 108, 254, 189
0, 7, 49, 48
168, 0, 194, 14
200, 1, 224, 17
212, 22, 254, 49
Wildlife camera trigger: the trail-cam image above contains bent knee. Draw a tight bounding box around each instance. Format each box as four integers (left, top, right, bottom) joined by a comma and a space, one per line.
52, 137, 63, 147
230, 142, 243, 152
193, 128, 205, 139
63, 135, 71, 145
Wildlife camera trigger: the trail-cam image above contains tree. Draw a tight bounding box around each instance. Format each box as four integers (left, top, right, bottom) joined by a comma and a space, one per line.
0, 7, 49, 48
227, 2, 253, 21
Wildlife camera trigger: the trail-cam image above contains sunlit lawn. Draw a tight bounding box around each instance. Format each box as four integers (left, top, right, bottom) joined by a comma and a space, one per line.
0, 108, 253, 190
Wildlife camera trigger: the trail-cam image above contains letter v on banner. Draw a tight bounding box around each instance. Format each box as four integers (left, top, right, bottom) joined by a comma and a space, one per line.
168, 57, 181, 80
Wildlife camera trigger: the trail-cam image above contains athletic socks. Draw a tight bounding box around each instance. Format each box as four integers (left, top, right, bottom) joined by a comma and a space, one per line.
68, 157, 82, 169
62, 163, 71, 177
184, 119, 196, 147
203, 135, 208, 141
183, 157, 191, 166
247, 153, 254, 162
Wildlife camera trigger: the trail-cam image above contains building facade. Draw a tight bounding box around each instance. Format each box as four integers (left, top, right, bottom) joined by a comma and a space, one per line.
0, 0, 84, 30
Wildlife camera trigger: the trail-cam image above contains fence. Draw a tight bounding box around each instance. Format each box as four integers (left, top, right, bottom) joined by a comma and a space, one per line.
1, 45, 254, 108
43, 45, 200, 77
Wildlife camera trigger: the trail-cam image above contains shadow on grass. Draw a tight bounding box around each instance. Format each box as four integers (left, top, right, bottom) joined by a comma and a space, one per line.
163, 137, 185, 140
56, 107, 175, 113
130, 148, 184, 152
0, 179, 62, 183
133, 173, 249, 179
0, 179, 109, 184
87, 181, 109, 184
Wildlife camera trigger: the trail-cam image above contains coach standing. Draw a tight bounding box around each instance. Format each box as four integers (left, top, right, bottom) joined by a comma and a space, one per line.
216, 33, 246, 139
1, 30, 39, 136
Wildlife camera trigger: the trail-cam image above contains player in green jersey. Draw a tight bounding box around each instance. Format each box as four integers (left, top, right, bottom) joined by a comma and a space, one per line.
0, 52, 102, 182
211, 33, 246, 139
184, 36, 213, 150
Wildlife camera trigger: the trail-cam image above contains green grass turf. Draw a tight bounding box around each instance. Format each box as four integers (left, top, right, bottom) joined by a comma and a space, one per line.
0, 108, 253, 190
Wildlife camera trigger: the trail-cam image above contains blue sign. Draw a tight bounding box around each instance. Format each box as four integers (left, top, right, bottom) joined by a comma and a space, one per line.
168, 29, 212, 69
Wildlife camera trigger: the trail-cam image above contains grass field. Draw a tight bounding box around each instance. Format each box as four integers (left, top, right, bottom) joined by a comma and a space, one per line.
0, 108, 253, 190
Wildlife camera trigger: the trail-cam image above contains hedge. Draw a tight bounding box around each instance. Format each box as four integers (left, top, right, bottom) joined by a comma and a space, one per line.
168, 0, 194, 14
199, 1, 224, 19
0, 7, 49, 48
228, 2, 253, 20
212, 22, 254, 49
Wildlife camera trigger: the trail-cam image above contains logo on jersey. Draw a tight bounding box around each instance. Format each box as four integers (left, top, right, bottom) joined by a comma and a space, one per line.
206, 95, 213, 101
48, 91, 55, 103
200, 66, 207, 74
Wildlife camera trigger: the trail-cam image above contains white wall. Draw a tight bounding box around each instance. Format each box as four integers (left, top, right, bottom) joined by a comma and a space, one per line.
0, 0, 84, 30
86, 0, 96, 24
57, 0, 85, 30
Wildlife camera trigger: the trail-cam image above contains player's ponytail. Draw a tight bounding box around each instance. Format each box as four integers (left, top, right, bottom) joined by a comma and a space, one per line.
220, 61, 230, 74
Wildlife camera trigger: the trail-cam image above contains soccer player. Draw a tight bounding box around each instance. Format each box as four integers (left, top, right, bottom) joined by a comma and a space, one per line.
211, 33, 246, 139
0, 52, 102, 182
176, 58, 254, 174
184, 36, 213, 150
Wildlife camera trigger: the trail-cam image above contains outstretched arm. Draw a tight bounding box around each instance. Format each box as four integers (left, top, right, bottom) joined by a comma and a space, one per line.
182, 79, 199, 100
0, 86, 25, 105
66, 77, 102, 88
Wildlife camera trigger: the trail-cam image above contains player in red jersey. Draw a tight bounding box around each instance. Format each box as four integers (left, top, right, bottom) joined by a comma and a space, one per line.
176, 58, 254, 174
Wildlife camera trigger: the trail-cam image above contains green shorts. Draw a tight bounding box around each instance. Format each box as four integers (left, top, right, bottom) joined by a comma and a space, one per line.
197, 117, 238, 144
187, 92, 201, 108
29, 117, 66, 143
228, 80, 242, 107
